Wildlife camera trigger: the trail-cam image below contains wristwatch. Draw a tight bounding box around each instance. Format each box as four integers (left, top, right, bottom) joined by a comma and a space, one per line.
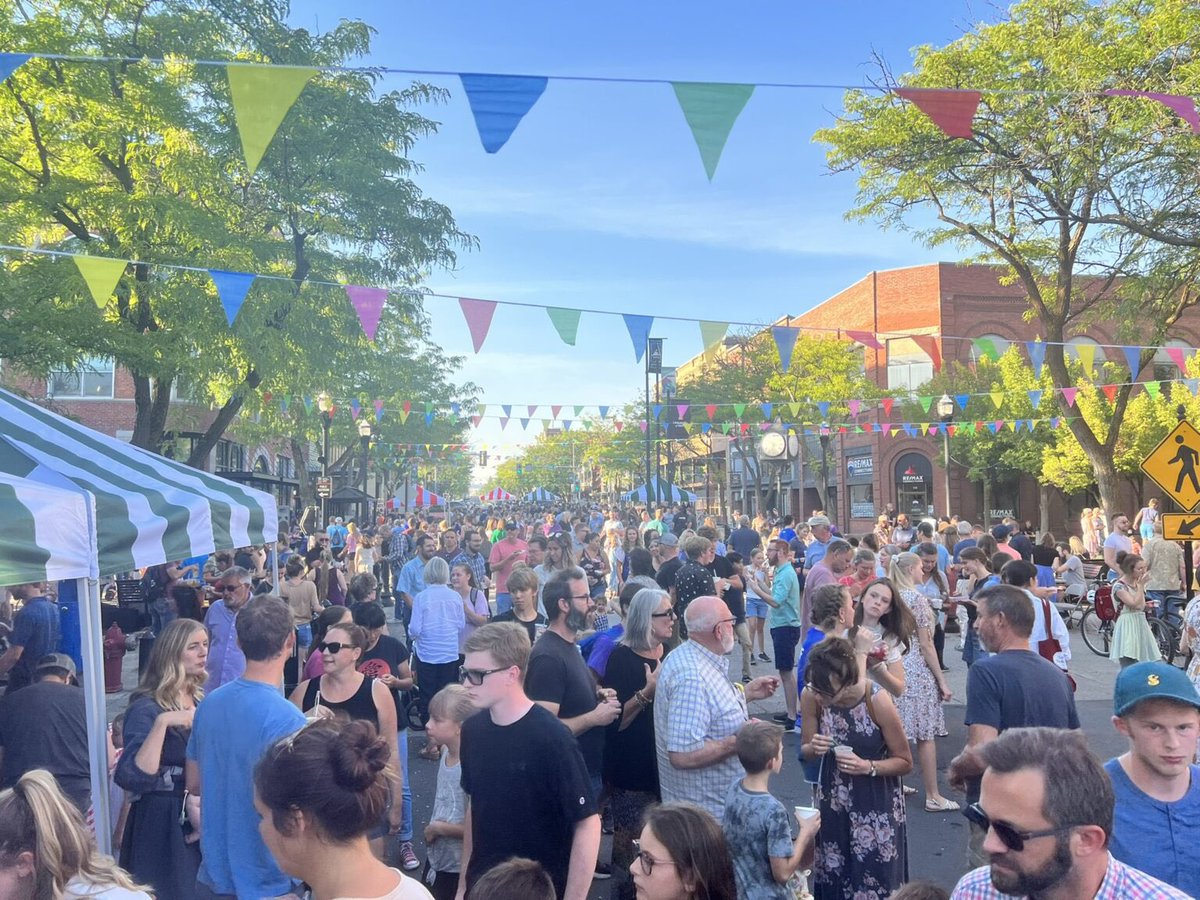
869, 762, 878, 777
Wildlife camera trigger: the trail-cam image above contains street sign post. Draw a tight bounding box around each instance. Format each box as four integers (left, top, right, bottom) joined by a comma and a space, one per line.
1141, 420, 1200, 511
316, 477, 333, 499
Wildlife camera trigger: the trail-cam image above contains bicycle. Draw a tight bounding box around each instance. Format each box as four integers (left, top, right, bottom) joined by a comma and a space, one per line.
1081, 583, 1179, 663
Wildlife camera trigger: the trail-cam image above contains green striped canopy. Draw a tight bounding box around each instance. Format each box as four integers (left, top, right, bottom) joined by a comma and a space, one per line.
0, 473, 96, 584
0, 390, 278, 576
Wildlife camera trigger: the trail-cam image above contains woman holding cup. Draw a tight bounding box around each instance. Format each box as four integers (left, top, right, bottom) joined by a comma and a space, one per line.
800, 637, 912, 900
853, 578, 914, 699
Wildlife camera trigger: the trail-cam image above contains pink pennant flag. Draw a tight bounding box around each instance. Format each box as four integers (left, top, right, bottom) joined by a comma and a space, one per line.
639, 422, 648, 433
848, 399, 861, 417
527, 405, 538, 417
458, 297, 498, 353
845, 330, 884, 351
345, 286, 387, 341
1104, 90, 1200, 134
881, 423, 893, 436
402, 400, 412, 415
615, 422, 624, 432
894, 88, 981, 138
551, 405, 562, 420
1166, 346, 1189, 371
471, 416, 482, 428
676, 404, 689, 419
705, 404, 717, 420
1061, 387, 1078, 408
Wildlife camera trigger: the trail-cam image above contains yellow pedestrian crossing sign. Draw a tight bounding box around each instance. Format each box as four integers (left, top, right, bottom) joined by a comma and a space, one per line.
1142, 420, 1200, 511
1161, 514, 1200, 541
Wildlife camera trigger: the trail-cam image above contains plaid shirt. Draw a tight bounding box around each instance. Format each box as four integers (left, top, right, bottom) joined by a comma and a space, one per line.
451, 550, 488, 589
951, 855, 1191, 899
654, 639, 747, 820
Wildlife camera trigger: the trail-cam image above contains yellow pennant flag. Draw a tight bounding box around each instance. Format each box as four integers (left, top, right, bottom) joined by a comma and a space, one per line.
226, 64, 319, 175
989, 392, 1005, 410
73, 255, 128, 308
1073, 342, 1097, 377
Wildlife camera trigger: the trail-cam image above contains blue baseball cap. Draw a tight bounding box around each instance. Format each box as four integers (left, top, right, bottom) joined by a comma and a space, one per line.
1113, 661, 1200, 717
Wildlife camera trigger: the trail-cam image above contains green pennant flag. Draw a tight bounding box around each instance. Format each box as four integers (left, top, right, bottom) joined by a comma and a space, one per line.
720, 423, 732, 434
671, 82, 755, 180
733, 403, 747, 419
226, 64, 318, 175
918, 396, 933, 414
788, 402, 802, 419
699, 320, 729, 359
1144, 381, 1161, 400
74, 255, 128, 308
573, 405, 584, 417
546, 307, 581, 345
972, 337, 1000, 361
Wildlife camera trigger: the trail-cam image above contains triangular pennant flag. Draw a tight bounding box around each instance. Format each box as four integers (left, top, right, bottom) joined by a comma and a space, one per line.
498, 416, 509, 430
705, 404, 717, 420
614, 421, 624, 432
451, 402, 461, 417
400, 410, 411, 424
623, 314, 654, 362
546, 307, 581, 345
501, 405, 512, 418
346, 285, 387, 341
1167, 347, 1189, 371
458, 298, 497, 353
526, 405, 537, 417
1072, 342, 1097, 377
520, 417, 531, 430
772, 326, 800, 372
880, 423, 892, 436
1062, 387, 1078, 408
424, 402, 434, 414
1028, 390, 1044, 408
720, 423, 731, 434
652, 405, 663, 420
225, 64, 318, 175
640, 422, 648, 433
955, 394, 969, 411
1189, 379, 1200, 396
988, 422, 999, 434
73, 255, 127, 308
676, 404, 689, 419
817, 401, 831, 419
597, 406, 609, 419
350, 398, 362, 419
989, 392, 1004, 410
759, 402, 772, 421
972, 337, 1000, 361
947, 424, 957, 437
1026, 340, 1046, 377
848, 399, 861, 417
1121, 346, 1142, 376
894, 88, 981, 138
1050, 417, 1060, 428
1101, 384, 1119, 404
551, 405, 562, 419
1144, 381, 1161, 400
469, 415, 482, 428
573, 405, 584, 417
882, 398, 895, 416
302, 396, 314, 414
0, 53, 31, 83
460, 73, 548, 153
375, 399, 385, 421
845, 330, 884, 350
1104, 90, 1200, 134
699, 320, 729, 358
733, 403, 747, 418
403, 400, 412, 415
671, 82, 755, 180
911, 335, 942, 373
788, 402, 802, 419
425, 412, 435, 426
918, 396, 933, 414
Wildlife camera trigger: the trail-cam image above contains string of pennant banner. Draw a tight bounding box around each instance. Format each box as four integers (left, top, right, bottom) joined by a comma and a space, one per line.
2, 52, 1197, 184
5, 243, 1200, 376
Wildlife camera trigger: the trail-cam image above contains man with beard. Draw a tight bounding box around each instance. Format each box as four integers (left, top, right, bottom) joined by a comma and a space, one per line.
948, 585, 1079, 869
525, 567, 621, 879
950, 727, 1188, 899
655, 595, 779, 819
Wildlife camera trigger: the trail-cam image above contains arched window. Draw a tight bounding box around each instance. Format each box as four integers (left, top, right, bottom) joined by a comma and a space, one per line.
254, 453, 271, 475
1154, 338, 1194, 381
969, 333, 1011, 364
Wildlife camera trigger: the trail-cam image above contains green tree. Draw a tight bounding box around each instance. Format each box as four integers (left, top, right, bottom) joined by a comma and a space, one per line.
0, 0, 474, 464
815, 0, 1200, 514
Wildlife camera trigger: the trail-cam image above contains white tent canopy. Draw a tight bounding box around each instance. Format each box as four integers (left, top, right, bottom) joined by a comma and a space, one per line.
523, 487, 559, 502
622, 478, 697, 504
0, 472, 96, 585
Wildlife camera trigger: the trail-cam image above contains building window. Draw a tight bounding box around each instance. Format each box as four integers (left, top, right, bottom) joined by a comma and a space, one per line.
253, 453, 272, 475
215, 440, 247, 473
278, 456, 296, 479
1154, 339, 1193, 382
969, 333, 1011, 364
48, 356, 114, 398
886, 341, 935, 394
849, 483, 874, 520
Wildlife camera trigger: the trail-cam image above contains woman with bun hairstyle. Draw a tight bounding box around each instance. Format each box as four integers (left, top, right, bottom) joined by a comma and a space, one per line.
0, 769, 151, 899
288, 622, 403, 856
256, 720, 434, 900
114, 617, 207, 899
799, 637, 912, 900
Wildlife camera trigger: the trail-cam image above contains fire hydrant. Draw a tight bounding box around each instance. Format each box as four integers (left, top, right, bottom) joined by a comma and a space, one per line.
104, 622, 126, 693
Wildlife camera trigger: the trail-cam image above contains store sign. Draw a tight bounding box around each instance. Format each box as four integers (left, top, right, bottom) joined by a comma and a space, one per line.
900, 464, 926, 485
989, 507, 1017, 520
846, 456, 874, 478
851, 501, 876, 519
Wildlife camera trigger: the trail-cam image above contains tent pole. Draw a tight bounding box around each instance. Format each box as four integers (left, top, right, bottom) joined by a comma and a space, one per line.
78, 576, 112, 855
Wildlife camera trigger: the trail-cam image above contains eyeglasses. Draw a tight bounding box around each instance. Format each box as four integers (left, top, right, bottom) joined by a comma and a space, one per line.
711, 617, 735, 634
572, 594, 592, 603
316, 641, 349, 654
963, 803, 1073, 852
651, 609, 677, 619
458, 665, 510, 686
216, 583, 243, 593
631, 840, 677, 876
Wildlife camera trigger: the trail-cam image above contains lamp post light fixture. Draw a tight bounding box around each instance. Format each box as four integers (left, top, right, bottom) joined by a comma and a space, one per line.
316, 392, 333, 526
937, 393, 954, 518
357, 418, 373, 524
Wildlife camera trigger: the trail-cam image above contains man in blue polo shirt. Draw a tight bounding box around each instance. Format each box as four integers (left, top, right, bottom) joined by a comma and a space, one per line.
0, 582, 60, 694
1106, 661, 1200, 898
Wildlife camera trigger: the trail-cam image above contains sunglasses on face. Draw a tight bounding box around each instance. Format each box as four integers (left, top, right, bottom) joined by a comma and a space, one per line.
317, 641, 350, 654
458, 665, 509, 686
651, 608, 677, 620
963, 803, 1071, 852
216, 584, 242, 593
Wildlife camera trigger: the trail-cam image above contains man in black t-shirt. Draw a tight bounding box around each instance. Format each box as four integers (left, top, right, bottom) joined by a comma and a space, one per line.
653, 533, 683, 591
948, 584, 1079, 868
458, 622, 600, 900
671, 504, 690, 537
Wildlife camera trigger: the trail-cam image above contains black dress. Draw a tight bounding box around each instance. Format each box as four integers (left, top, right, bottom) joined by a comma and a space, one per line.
115, 696, 200, 900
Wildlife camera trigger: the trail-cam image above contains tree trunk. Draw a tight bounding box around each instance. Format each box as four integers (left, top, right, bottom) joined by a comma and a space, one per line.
129, 372, 173, 451
185, 368, 263, 468
1091, 455, 1122, 521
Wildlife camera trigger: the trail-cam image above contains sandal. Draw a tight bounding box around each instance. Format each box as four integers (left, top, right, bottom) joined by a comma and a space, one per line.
902, 785, 917, 796
925, 797, 960, 812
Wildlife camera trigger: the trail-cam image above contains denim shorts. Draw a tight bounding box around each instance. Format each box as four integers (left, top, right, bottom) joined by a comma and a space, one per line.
745, 597, 768, 619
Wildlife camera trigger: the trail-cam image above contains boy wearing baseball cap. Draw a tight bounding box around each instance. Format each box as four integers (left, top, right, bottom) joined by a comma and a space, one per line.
1106, 661, 1200, 897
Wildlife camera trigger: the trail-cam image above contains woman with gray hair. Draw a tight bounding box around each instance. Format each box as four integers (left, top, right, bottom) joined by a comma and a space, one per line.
602, 586, 674, 900
410, 556, 466, 760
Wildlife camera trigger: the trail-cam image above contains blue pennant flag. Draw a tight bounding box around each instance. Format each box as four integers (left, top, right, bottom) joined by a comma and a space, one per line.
425, 412, 434, 426
460, 73, 548, 153
772, 326, 800, 372
209, 269, 256, 326
1026, 341, 1046, 377
955, 394, 969, 411
1028, 390, 1043, 408
761, 402, 773, 420
0, 53, 31, 83
652, 405, 663, 420
1121, 346, 1142, 376
598, 406, 609, 419
817, 401, 830, 420
501, 404, 512, 418
623, 314, 654, 362
701, 423, 711, 434
451, 402, 460, 416
562, 420, 572, 431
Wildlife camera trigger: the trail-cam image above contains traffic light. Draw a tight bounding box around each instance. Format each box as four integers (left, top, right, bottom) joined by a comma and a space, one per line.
516, 464, 523, 475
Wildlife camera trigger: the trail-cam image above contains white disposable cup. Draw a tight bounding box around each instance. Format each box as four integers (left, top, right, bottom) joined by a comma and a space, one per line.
794, 806, 819, 820
833, 744, 854, 757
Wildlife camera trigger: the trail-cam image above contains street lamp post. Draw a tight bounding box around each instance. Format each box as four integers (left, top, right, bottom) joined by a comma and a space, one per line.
317, 392, 333, 528
937, 393, 955, 518
358, 419, 373, 524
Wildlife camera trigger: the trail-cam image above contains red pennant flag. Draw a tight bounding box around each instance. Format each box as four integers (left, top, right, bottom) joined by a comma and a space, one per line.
1101, 384, 1119, 404
402, 400, 412, 414
845, 330, 884, 350
705, 404, 717, 420
911, 334, 943, 373
881, 398, 895, 416
894, 88, 981, 139
615, 421, 624, 432
470, 416, 482, 428
947, 425, 957, 437
458, 297, 497, 353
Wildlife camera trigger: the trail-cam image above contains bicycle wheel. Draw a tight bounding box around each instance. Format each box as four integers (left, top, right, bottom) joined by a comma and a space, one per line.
1079, 609, 1111, 656
1148, 617, 1179, 664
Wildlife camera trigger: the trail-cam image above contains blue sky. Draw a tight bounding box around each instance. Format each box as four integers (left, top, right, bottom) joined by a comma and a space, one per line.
289, 1, 999, 478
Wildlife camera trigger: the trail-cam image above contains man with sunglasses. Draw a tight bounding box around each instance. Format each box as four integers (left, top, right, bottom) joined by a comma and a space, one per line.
203, 567, 254, 693
456, 623, 599, 900
1104, 661, 1200, 897
951, 727, 1189, 899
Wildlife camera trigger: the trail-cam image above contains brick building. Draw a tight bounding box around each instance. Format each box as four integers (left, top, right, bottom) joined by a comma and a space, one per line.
678, 262, 1200, 535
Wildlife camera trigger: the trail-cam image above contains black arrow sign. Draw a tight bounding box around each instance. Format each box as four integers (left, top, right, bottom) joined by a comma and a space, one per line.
1178, 517, 1200, 537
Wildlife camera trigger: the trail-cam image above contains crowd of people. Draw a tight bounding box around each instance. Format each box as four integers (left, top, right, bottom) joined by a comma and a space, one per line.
0, 499, 1198, 899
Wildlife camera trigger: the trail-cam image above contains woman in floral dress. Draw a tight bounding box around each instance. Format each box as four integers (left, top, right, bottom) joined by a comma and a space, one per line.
889, 554, 956, 812
800, 637, 912, 900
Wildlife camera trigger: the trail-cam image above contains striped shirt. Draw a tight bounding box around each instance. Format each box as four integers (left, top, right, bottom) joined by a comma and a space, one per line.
654, 639, 748, 819
950, 855, 1191, 899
